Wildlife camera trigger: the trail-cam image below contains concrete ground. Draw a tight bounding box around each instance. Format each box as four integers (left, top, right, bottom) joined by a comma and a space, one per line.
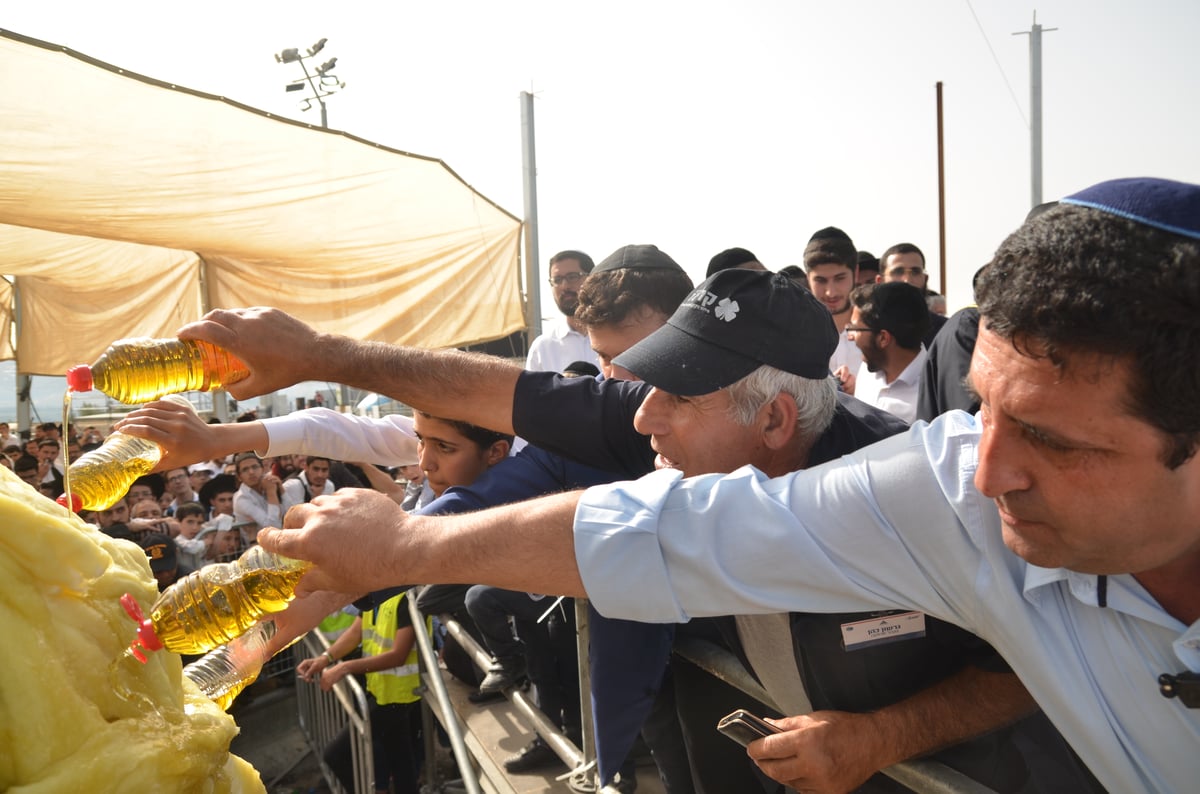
229, 678, 331, 794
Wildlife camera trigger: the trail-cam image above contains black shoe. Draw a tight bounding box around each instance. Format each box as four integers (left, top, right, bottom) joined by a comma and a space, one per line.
503, 737, 559, 773
467, 688, 506, 705
478, 656, 527, 694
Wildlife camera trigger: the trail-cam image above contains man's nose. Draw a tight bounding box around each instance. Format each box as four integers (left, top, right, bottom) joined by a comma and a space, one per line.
633, 388, 669, 436
974, 424, 1032, 499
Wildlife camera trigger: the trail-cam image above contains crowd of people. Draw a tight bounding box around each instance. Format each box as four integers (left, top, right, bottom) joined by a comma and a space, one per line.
5, 176, 1196, 794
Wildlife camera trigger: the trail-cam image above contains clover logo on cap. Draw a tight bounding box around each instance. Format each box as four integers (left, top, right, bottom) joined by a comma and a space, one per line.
714, 298, 740, 322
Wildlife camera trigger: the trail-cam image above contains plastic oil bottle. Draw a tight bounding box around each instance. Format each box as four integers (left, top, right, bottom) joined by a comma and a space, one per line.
183, 620, 277, 711
121, 544, 311, 660
66, 337, 249, 404
57, 394, 195, 513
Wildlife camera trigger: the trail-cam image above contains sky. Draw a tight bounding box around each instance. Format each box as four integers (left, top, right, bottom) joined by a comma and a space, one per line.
3, 0, 1199, 421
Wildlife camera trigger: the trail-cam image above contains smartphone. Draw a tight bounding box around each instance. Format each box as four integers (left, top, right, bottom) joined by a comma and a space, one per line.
716, 709, 782, 747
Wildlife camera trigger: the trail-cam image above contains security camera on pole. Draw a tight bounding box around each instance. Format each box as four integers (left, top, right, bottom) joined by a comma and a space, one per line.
274, 37, 345, 129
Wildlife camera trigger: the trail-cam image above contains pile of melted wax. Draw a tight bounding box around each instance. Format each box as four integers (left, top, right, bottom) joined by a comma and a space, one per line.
0, 465, 264, 793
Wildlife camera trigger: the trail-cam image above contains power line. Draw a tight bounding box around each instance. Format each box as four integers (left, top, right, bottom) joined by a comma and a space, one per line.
964, 0, 1028, 129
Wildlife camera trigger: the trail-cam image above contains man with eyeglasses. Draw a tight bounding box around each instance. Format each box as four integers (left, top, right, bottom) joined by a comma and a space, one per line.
877, 242, 928, 289
525, 250, 600, 373
878, 242, 947, 346
162, 465, 201, 515
842, 282, 930, 423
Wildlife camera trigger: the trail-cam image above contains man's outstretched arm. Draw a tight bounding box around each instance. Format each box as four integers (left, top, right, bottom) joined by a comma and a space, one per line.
179, 307, 523, 434
257, 487, 586, 598
118, 401, 419, 474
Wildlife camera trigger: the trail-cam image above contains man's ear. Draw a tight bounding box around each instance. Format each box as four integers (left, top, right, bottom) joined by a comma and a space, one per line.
876, 328, 893, 350
761, 393, 800, 451
486, 440, 511, 466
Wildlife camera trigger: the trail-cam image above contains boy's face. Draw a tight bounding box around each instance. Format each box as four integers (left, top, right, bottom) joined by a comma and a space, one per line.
413, 414, 505, 498
211, 491, 235, 516
213, 530, 240, 558
178, 514, 204, 539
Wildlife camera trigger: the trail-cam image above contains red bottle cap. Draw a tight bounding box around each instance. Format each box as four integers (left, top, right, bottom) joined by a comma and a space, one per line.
66, 365, 94, 392
120, 593, 164, 664
56, 493, 83, 513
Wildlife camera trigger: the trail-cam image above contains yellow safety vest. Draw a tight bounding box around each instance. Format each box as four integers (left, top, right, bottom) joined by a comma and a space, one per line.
361, 593, 429, 705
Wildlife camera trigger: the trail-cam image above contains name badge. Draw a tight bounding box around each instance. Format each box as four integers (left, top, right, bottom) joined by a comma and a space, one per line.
840, 611, 926, 651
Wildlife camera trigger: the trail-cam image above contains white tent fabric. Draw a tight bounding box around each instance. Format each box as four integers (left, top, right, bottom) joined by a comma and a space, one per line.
0, 30, 525, 376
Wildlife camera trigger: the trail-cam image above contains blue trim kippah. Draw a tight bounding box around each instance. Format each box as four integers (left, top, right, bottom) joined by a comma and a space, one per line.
1061, 177, 1200, 240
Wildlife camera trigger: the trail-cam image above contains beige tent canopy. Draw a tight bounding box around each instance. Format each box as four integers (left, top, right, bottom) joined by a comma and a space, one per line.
0, 29, 525, 378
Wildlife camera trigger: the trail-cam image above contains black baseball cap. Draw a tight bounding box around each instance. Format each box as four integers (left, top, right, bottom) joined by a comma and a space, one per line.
139, 533, 178, 574
613, 269, 837, 396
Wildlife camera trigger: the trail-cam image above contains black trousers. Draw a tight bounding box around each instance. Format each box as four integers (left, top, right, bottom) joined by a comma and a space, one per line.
325, 695, 422, 794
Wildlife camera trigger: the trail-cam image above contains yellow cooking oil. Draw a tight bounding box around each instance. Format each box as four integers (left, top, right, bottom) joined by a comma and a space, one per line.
143, 546, 309, 655
183, 621, 276, 711
61, 433, 162, 511
67, 338, 249, 404
58, 394, 194, 512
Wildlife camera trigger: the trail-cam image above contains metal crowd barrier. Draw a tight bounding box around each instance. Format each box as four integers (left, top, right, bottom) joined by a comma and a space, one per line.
440, 614, 589, 773
405, 593, 485, 794
295, 630, 376, 794
410, 597, 598, 793
260, 640, 296, 684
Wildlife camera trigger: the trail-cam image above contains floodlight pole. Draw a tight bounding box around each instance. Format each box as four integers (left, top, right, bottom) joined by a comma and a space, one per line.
294, 56, 328, 128
275, 41, 350, 409
275, 39, 341, 130
521, 91, 542, 346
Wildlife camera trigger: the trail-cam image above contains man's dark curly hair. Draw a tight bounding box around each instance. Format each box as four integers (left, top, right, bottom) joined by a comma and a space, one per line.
977, 204, 1200, 468
574, 267, 694, 328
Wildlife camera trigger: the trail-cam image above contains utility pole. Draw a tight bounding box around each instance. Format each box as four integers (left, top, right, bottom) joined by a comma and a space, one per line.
935, 81, 946, 296
1014, 12, 1057, 207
